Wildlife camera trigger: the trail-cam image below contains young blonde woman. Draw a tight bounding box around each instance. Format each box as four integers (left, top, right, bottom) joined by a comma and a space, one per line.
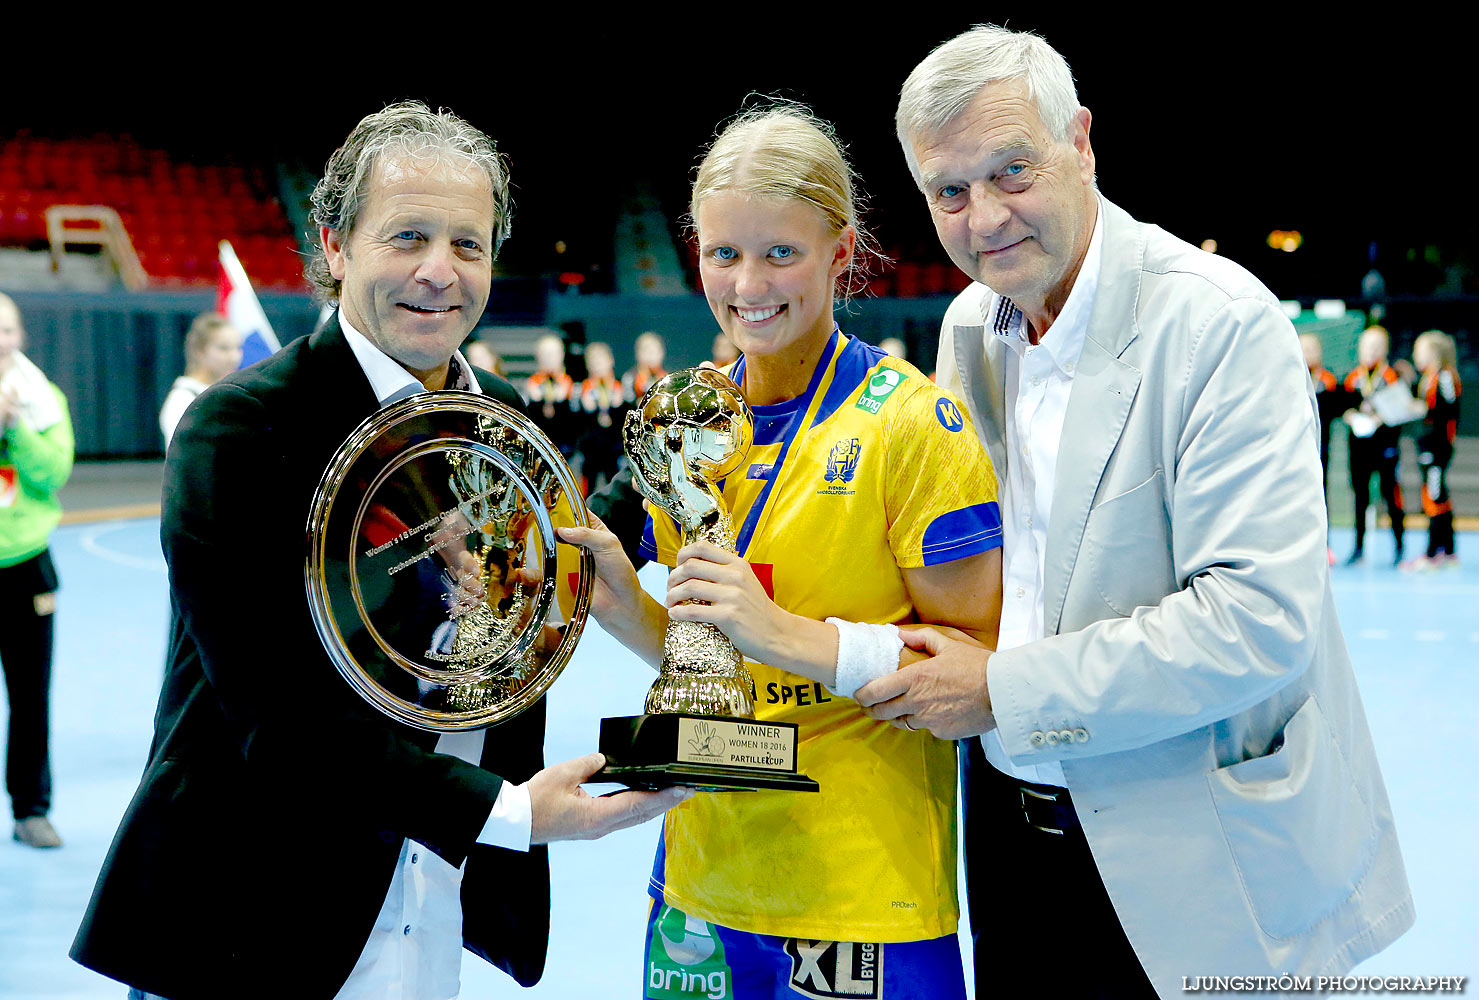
564, 105, 1003, 1000
158, 312, 243, 449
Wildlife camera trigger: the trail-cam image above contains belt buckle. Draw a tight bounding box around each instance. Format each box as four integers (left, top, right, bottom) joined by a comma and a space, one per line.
1019, 785, 1067, 835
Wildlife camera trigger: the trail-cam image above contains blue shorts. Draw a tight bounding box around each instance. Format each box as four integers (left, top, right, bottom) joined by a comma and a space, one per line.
642, 900, 966, 1000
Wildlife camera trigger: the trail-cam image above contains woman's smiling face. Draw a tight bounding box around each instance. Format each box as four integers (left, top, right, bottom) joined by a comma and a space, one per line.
696, 191, 851, 369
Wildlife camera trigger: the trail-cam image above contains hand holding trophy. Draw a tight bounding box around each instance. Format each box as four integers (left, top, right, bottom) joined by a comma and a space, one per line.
303, 369, 813, 791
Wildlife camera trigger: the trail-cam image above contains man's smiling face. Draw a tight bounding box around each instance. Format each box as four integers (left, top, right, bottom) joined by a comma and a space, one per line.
324, 153, 495, 387
912, 77, 1096, 325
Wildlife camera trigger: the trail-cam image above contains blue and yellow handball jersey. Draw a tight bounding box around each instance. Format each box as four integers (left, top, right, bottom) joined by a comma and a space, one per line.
639, 328, 1002, 942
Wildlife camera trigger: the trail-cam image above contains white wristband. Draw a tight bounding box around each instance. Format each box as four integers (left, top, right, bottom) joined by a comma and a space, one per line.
825, 618, 904, 699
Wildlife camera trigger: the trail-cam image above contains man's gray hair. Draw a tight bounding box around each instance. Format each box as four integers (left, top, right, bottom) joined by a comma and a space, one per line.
304, 101, 512, 302
896, 25, 1080, 187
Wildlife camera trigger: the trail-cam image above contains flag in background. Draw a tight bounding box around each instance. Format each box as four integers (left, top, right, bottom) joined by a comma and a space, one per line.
217, 240, 282, 368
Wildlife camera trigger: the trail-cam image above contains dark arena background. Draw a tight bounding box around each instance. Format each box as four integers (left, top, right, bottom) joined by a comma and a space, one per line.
1, 18, 1474, 998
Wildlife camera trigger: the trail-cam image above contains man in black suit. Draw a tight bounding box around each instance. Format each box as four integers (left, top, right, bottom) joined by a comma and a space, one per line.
71, 101, 685, 1000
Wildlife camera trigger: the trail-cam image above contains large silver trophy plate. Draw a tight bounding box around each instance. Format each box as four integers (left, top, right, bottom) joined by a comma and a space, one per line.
306, 392, 592, 732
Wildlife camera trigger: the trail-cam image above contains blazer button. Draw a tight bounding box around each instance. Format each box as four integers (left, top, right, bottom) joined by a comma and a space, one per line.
1074, 728, 1090, 743
1059, 729, 1076, 745
1044, 730, 1060, 747
1030, 731, 1046, 747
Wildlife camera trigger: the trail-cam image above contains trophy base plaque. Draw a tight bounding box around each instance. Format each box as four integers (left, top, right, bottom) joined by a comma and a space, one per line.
596, 714, 819, 792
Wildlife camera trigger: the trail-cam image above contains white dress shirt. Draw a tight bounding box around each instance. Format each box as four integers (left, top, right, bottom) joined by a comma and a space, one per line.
336, 313, 533, 1000
981, 200, 1105, 788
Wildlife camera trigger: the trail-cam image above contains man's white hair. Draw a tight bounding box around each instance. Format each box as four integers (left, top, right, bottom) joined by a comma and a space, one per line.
896, 25, 1081, 187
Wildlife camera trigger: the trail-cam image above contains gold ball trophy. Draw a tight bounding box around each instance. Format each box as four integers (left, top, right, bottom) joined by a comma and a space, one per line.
597, 368, 818, 792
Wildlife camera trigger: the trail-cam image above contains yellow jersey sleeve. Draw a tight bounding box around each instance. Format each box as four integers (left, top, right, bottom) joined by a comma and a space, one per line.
883, 377, 1003, 568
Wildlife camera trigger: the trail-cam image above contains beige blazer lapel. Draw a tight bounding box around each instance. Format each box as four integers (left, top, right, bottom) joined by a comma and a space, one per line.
1042, 199, 1145, 636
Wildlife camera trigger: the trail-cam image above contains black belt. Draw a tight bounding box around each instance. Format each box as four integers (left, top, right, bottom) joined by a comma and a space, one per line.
1016, 781, 1079, 836
965, 738, 1082, 836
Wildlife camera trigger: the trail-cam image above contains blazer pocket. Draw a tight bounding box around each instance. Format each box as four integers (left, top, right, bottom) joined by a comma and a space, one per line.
1083, 470, 1176, 616
1207, 696, 1379, 940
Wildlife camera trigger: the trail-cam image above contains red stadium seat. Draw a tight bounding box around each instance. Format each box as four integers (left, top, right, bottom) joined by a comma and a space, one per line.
894, 262, 923, 298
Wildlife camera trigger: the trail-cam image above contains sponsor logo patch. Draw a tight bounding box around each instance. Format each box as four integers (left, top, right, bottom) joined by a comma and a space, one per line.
935, 398, 964, 432
854, 369, 902, 414
647, 906, 733, 1000
786, 939, 884, 998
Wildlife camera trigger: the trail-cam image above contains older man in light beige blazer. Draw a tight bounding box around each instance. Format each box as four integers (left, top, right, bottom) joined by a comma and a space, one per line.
856, 26, 1413, 998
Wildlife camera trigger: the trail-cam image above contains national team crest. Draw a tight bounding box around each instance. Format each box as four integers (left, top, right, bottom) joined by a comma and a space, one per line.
818, 439, 859, 496
824, 438, 860, 485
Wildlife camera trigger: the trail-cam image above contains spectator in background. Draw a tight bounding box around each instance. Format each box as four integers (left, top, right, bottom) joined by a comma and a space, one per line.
525, 333, 576, 455
1403, 330, 1462, 569
463, 338, 503, 376
710, 332, 738, 368
1342, 325, 1407, 564
158, 312, 243, 449
879, 336, 908, 360
1301, 332, 1345, 564
0, 291, 75, 850
573, 341, 625, 494
622, 330, 666, 401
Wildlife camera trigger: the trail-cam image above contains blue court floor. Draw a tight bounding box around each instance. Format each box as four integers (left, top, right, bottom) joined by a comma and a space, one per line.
1, 521, 1474, 998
